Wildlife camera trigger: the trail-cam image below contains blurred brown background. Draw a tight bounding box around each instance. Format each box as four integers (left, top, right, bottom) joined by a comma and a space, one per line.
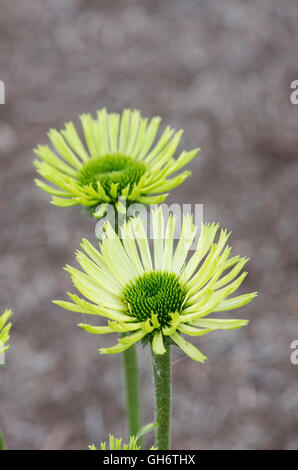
0, 0, 298, 450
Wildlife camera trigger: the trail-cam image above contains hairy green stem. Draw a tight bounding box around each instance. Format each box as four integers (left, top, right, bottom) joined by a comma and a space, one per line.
122, 343, 142, 443
151, 344, 171, 450
0, 430, 5, 450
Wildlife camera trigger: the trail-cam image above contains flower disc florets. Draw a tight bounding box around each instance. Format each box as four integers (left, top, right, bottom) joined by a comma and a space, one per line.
78, 153, 146, 196
122, 271, 187, 327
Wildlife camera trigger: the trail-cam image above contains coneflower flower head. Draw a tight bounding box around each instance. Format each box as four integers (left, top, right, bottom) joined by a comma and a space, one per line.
89, 434, 156, 450
34, 108, 199, 214
55, 208, 257, 362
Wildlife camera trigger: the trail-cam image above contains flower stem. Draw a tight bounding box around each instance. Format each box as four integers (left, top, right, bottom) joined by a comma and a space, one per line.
122, 343, 142, 444
151, 343, 171, 450
114, 210, 142, 444
0, 430, 5, 450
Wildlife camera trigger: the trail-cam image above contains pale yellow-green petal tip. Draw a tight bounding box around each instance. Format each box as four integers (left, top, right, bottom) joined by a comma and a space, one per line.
98, 347, 122, 355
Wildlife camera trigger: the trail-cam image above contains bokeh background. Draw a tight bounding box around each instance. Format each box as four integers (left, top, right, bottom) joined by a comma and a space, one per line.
0, 0, 298, 450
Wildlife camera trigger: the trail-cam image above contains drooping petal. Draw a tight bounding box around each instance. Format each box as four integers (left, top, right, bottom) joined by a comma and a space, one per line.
177, 324, 212, 336
78, 323, 116, 334
99, 341, 134, 355
170, 331, 207, 363
152, 330, 167, 355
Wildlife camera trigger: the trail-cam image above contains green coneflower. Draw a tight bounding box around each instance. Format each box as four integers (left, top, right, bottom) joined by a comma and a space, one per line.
89, 434, 141, 450
0, 309, 13, 449
0, 309, 12, 357
89, 434, 156, 450
55, 208, 257, 449
55, 207, 257, 362
89, 423, 157, 450
34, 108, 199, 214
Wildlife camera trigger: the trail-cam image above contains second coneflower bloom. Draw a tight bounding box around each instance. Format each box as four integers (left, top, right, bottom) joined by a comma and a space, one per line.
0, 309, 13, 356
55, 208, 257, 362
34, 108, 199, 215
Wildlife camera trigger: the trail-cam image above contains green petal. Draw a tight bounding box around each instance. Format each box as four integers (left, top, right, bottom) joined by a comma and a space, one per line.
0, 344, 10, 355
99, 341, 133, 355
119, 330, 146, 346
130, 217, 153, 271
183, 272, 248, 321
144, 126, 175, 164
34, 145, 78, 176
119, 109, 131, 153
107, 113, 120, 153
177, 324, 212, 336
35, 179, 72, 197
76, 250, 122, 298
107, 321, 142, 333
124, 109, 141, 155
171, 213, 197, 274
214, 292, 258, 312
47, 129, 82, 169
54, 294, 131, 322
149, 129, 183, 171
190, 318, 249, 330
136, 116, 162, 161
170, 331, 207, 363
0, 323, 12, 343
152, 207, 165, 271
96, 108, 110, 154
51, 196, 79, 207
131, 116, 149, 159
120, 224, 145, 276
0, 309, 13, 331
136, 194, 169, 204
162, 214, 176, 271
61, 121, 90, 162
99, 331, 146, 354
80, 113, 98, 156
167, 148, 200, 175
78, 323, 115, 334
152, 330, 166, 355
144, 171, 191, 194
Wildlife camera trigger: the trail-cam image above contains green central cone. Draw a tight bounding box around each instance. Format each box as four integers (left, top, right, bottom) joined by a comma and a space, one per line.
122, 271, 187, 327
78, 154, 146, 195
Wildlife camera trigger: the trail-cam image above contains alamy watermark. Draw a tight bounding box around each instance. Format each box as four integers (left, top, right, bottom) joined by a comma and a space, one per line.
95, 200, 204, 251
290, 340, 298, 365
0, 341, 5, 365
290, 80, 298, 104
0, 80, 5, 104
